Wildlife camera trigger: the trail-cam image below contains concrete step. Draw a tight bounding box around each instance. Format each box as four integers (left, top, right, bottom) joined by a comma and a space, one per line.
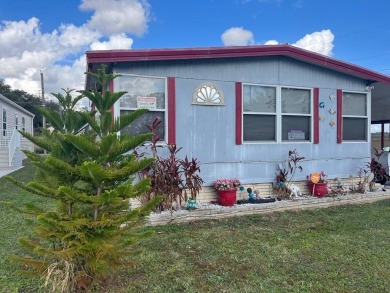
0, 148, 9, 168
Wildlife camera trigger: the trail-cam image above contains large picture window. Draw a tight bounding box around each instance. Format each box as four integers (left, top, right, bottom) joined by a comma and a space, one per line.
342, 92, 367, 141
242, 84, 312, 143
117, 75, 166, 140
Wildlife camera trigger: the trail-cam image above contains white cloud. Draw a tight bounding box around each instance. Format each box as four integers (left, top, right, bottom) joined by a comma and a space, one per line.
90, 34, 133, 50
292, 29, 334, 56
264, 40, 279, 45
58, 24, 101, 48
261, 30, 334, 56
221, 27, 334, 57
221, 27, 254, 46
0, 18, 52, 58
0, 0, 149, 106
0, 18, 96, 100
80, 0, 151, 36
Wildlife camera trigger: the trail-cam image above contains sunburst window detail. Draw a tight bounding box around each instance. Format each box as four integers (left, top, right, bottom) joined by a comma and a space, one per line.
192, 83, 224, 105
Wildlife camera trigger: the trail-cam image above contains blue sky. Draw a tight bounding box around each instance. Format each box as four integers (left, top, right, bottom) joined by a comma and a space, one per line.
0, 0, 390, 106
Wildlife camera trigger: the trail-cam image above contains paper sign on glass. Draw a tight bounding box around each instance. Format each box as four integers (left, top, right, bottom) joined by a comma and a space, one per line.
137, 97, 156, 109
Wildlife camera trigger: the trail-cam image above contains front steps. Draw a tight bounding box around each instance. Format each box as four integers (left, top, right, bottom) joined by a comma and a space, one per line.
0, 147, 25, 175
0, 148, 9, 168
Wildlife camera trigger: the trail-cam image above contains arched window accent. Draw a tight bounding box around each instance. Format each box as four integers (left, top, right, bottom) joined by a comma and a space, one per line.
192, 83, 224, 105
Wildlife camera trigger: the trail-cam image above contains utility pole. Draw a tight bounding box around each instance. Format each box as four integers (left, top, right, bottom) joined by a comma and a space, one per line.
40, 71, 46, 154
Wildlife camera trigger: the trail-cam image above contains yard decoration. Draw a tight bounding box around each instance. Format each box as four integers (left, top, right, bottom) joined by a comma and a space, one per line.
236, 187, 276, 204
328, 177, 346, 196
213, 178, 241, 206
349, 165, 376, 194
187, 198, 197, 210
307, 171, 328, 197
274, 149, 305, 200
1, 65, 162, 292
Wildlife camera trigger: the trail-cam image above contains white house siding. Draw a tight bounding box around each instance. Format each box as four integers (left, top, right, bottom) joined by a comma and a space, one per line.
113, 56, 371, 186
0, 95, 34, 152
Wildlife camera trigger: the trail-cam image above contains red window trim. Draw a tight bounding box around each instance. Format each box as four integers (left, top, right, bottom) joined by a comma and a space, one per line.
313, 88, 319, 144
235, 82, 242, 145
337, 89, 343, 143
167, 77, 176, 145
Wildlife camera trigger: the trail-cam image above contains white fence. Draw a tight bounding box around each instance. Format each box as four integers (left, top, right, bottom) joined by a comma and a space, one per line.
8, 129, 21, 167
0, 129, 14, 148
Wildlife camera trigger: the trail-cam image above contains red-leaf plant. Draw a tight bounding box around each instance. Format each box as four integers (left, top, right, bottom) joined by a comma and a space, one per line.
137, 118, 204, 213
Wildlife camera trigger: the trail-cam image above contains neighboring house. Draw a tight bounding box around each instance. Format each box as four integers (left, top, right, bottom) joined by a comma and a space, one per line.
0, 94, 34, 170
85, 45, 390, 189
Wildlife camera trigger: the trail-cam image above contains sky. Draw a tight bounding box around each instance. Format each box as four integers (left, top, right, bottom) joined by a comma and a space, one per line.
1, 0, 390, 129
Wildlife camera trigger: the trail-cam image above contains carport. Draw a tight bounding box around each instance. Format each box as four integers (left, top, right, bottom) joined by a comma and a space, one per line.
371, 82, 390, 149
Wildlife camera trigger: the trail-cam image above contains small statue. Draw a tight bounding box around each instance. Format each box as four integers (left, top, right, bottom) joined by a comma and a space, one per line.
285, 183, 302, 198
329, 177, 345, 195
237, 187, 276, 205
247, 187, 257, 201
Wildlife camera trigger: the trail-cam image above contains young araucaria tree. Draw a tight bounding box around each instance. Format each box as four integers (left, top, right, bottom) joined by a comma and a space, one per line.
2, 65, 162, 292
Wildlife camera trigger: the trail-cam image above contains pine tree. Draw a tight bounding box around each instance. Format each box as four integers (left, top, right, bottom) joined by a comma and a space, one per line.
2, 65, 162, 292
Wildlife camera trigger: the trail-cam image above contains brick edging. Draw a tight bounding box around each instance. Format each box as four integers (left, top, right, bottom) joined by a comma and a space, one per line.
146, 192, 390, 226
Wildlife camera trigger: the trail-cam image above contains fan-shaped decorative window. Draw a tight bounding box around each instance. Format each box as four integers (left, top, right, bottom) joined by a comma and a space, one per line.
192, 83, 224, 105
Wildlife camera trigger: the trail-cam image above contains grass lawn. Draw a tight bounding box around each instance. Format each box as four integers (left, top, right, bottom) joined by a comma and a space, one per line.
1, 161, 390, 292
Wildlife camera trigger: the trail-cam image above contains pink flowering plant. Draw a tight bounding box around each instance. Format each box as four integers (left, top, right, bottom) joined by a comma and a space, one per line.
213, 178, 241, 191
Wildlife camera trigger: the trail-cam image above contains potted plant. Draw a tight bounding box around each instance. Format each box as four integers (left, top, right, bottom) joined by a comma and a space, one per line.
307, 171, 328, 197
213, 178, 241, 206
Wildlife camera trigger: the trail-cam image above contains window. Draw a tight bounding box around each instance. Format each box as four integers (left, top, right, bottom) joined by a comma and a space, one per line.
15, 114, 18, 130
193, 83, 224, 105
242, 84, 312, 143
342, 92, 367, 141
22, 117, 26, 132
2, 108, 7, 136
117, 75, 166, 140
281, 88, 311, 141
243, 84, 276, 141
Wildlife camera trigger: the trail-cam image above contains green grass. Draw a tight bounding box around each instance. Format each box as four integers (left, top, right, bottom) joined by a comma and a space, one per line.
0, 160, 50, 293
1, 161, 390, 292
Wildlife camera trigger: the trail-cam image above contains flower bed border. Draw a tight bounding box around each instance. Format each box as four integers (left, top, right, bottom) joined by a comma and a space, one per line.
147, 191, 390, 226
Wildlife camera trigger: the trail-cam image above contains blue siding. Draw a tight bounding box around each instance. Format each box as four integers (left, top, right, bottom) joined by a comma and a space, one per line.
114, 56, 370, 185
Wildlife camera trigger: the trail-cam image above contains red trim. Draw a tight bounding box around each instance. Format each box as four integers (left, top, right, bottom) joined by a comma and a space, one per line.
313, 88, 319, 144
337, 89, 343, 143
167, 77, 176, 145
235, 82, 242, 145
86, 45, 390, 84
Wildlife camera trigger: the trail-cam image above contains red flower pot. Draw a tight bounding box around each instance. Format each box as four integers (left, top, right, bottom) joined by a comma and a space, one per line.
307, 182, 328, 197
217, 189, 237, 206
